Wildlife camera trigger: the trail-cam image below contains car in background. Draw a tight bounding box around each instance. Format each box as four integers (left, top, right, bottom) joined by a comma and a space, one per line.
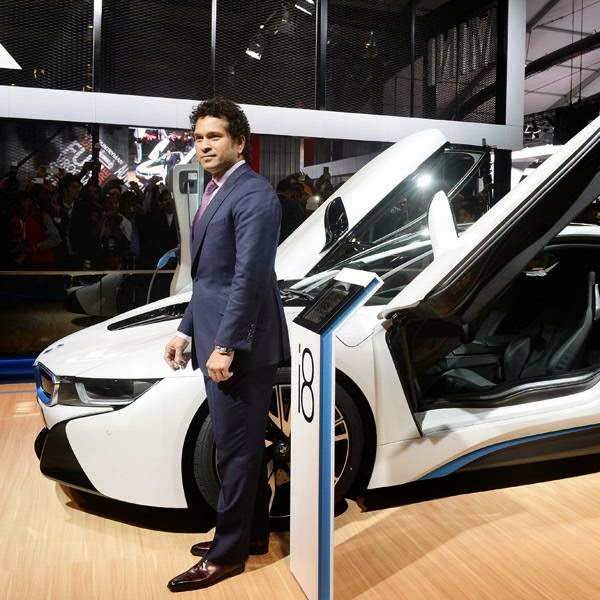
136, 148, 195, 183
510, 144, 562, 186
33, 123, 600, 520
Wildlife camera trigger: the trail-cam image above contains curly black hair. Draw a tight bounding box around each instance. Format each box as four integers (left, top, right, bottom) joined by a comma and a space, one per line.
190, 97, 251, 163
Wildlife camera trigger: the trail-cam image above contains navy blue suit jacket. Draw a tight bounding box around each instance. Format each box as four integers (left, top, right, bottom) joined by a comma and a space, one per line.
178, 163, 290, 376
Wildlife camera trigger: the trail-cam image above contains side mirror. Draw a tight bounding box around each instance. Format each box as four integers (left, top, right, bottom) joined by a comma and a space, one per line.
156, 247, 179, 270
322, 196, 348, 251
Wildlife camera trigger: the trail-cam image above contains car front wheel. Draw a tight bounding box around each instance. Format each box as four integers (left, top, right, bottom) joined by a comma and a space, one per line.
192, 367, 364, 523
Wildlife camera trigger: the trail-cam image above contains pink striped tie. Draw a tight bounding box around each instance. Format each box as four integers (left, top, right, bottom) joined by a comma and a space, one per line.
193, 179, 218, 231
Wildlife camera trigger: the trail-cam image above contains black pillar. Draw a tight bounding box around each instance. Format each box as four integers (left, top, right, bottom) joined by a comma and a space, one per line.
316, 0, 328, 110
91, 0, 103, 187
92, 0, 103, 92
409, 0, 415, 117
493, 149, 511, 205
90, 123, 101, 187
211, 0, 217, 96
495, 0, 509, 125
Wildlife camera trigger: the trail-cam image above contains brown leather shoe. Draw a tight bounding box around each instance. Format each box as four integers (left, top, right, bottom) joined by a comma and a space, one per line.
190, 538, 269, 557
167, 559, 245, 592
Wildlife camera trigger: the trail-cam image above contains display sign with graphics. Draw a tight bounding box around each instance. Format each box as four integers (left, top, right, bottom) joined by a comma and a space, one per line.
290, 268, 383, 600
0, 42, 21, 70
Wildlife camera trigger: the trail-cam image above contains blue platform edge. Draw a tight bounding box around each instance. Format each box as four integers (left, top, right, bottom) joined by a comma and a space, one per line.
420, 422, 600, 480
0, 355, 36, 381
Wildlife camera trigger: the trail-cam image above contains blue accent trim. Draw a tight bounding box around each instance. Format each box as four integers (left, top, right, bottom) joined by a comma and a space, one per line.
420, 423, 600, 480
34, 366, 48, 404
330, 279, 382, 331
0, 355, 36, 381
316, 276, 381, 600
318, 331, 334, 600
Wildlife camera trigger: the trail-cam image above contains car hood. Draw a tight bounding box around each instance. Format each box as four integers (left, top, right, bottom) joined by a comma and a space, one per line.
36, 287, 378, 380
36, 292, 194, 380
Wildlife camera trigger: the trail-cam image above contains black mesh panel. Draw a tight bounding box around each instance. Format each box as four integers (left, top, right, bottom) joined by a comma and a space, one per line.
0, 0, 504, 123
100, 0, 211, 98
325, 0, 500, 123
215, 0, 316, 109
0, 0, 93, 90
415, 0, 499, 123
326, 0, 412, 115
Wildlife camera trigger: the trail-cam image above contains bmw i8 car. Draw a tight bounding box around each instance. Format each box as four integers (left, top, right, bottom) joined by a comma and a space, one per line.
34, 122, 600, 518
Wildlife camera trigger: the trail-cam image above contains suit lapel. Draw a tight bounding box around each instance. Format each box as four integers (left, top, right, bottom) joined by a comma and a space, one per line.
190, 163, 251, 268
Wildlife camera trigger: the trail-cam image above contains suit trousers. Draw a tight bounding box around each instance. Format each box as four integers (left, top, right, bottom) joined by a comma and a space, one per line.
203, 363, 278, 564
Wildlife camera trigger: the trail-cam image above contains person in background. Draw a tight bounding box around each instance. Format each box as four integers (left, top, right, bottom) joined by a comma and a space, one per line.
119, 190, 145, 268
314, 165, 334, 203
126, 180, 144, 202
80, 181, 102, 210
145, 188, 179, 267
98, 186, 132, 270
143, 175, 163, 214
71, 181, 102, 269
54, 173, 82, 267
9, 190, 61, 267
276, 177, 305, 243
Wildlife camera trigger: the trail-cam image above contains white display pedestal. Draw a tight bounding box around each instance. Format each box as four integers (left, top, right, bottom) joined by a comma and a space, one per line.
290, 268, 382, 600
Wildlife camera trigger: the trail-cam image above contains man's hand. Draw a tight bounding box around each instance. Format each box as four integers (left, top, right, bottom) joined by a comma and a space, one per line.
164, 336, 189, 370
206, 350, 234, 383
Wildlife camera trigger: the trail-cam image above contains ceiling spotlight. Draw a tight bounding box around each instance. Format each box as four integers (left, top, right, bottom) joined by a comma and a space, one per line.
294, 0, 314, 16
363, 30, 378, 59
245, 34, 265, 60
275, 5, 294, 35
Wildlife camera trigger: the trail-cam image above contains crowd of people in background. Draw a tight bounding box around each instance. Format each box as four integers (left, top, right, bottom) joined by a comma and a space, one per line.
0, 168, 178, 271
0, 162, 337, 271
276, 167, 335, 242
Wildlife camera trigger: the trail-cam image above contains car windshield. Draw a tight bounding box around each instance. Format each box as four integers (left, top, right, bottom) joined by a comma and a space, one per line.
289, 228, 436, 306
310, 145, 487, 275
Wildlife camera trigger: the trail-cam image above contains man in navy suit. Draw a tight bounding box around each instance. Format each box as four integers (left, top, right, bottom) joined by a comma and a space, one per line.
164, 98, 290, 592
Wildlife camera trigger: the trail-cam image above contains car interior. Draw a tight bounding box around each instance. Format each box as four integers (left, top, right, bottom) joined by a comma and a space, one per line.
393, 242, 600, 410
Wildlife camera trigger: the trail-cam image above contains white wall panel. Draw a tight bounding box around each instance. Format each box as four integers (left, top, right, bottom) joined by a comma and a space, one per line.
0, 85, 522, 149
260, 135, 300, 187
506, 0, 526, 129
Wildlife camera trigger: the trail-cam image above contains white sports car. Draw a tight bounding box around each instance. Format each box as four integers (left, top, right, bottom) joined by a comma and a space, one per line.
34, 123, 600, 519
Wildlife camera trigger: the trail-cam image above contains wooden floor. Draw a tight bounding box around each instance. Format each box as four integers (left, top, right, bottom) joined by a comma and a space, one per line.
1, 382, 600, 599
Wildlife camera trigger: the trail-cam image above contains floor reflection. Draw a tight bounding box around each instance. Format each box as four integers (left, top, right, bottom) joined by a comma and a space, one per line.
359, 452, 600, 511
59, 485, 217, 534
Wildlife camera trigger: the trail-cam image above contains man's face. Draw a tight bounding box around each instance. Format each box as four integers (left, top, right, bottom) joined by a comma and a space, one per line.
160, 193, 175, 213
66, 181, 81, 202
193, 116, 244, 178
105, 191, 120, 214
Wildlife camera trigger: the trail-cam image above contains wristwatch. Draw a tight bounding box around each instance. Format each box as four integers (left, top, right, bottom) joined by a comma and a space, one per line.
214, 345, 234, 354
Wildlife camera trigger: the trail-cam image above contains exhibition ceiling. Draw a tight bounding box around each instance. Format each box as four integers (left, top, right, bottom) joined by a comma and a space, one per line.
525, 0, 600, 115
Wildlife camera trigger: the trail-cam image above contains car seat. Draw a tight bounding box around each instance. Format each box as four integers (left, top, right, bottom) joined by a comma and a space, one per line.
437, 271, 597, 394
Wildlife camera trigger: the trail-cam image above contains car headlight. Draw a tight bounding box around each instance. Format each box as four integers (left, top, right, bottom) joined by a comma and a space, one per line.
56, 377, 159, 408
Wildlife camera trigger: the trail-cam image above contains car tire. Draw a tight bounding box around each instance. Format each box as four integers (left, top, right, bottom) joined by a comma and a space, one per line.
192, 367, 364, 523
